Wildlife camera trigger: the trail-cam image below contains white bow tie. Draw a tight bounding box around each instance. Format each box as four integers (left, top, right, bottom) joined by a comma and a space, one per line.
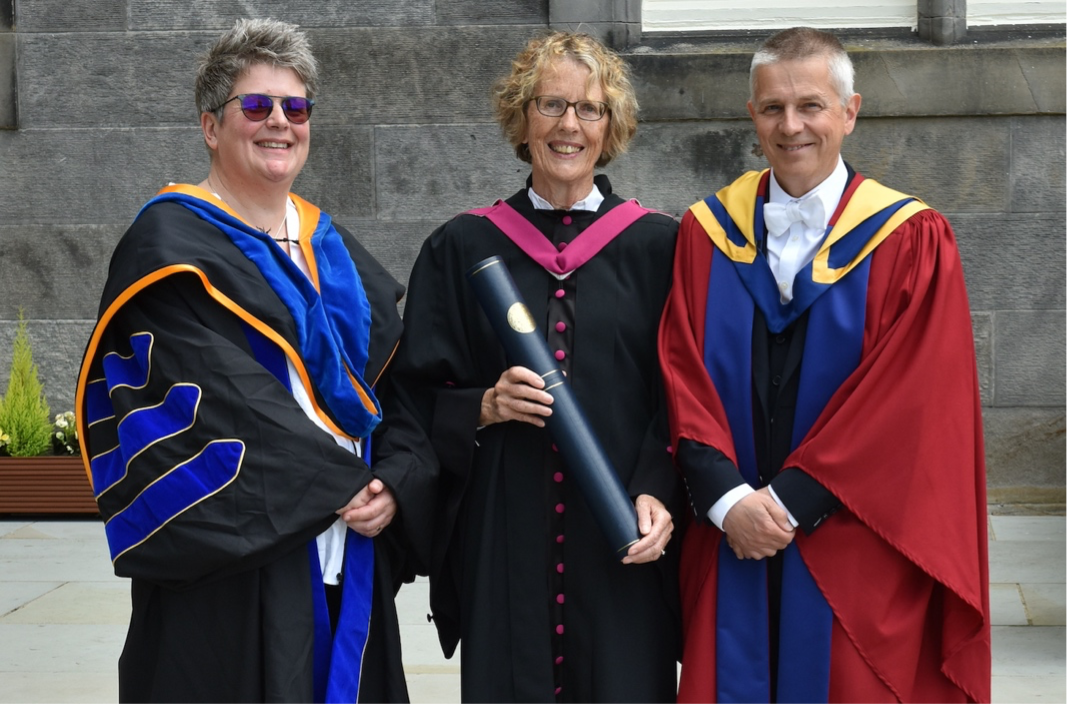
764, 195, 826, 238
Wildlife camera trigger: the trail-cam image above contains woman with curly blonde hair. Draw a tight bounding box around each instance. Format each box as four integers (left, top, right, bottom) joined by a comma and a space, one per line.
389, 30, 682, 702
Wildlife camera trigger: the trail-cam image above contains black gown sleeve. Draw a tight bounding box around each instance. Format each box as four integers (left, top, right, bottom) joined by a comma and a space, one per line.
91, 274, 375, 588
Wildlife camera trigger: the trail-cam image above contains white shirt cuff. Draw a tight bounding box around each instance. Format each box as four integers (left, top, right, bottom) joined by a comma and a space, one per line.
706, 483, 755, 530
767, 485, 800, 529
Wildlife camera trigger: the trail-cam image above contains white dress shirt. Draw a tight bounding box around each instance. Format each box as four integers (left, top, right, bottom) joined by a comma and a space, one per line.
528, 183, 605, 213
765, 158, 848, 303
275, 200, 356, 585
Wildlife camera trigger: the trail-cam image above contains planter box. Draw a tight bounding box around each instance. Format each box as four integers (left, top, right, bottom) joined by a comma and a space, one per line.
0, 457, 99, 515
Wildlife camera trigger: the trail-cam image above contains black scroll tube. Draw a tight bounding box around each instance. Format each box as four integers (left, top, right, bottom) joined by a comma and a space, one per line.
466, 255, 640, 560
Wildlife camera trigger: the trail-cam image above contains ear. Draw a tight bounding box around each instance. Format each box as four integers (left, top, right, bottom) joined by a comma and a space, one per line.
201, 111, 220, 152
842, 93, 861, 135
746, 100, 757, 124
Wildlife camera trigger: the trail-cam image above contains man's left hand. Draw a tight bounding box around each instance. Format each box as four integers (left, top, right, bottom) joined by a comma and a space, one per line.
623, 494, 673, 564
337, 478, 397, 538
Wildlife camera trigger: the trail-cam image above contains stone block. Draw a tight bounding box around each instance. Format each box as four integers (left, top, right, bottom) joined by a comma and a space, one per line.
628, 45, 1066, 121
1011, 116, 1067, 213
918, 17, 967, 46
0, 225, 121, 321
290, 127, 375, 219
311, 26, 538, 125
0, 319, 94, 415
0, 127, 205, 224
0, 1, 10, 30
438, 0, 546, 24
982, 407, 1066, 493
918, 0, 965, 16
950, 211, 1066, 310
17, 33, 211, 129
14, 0, 126, 31
331, 219, 440, 296
0, 33, 13, 129
994, 311, 1065, 407
549, 0, 639, 23
628, 51, 752, 121
0, 126, 372, 226
608, 121, 766, 217
842, 117, 1011, 214
853, 48, 1053, 116
128, 0, 433, 30
1015, 50, 1067, 115
374, 123, 526, 222
549, 21, 640, 50
16, 27, 539, 128
973, 312, 993, 407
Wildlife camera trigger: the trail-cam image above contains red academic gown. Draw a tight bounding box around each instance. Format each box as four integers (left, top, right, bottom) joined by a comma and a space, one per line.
659, 170, 990, 703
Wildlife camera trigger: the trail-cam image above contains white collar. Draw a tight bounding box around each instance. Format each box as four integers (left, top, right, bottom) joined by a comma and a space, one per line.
528, 183, 605, 212
768, 157, 848, 227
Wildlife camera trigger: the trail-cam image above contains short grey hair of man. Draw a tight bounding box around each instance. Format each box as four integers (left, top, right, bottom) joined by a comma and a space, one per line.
749, 27, 855, 106
195, 17, 319, 121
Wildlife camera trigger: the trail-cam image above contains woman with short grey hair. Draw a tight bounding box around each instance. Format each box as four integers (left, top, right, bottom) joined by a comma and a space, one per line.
77, 17, 435, 703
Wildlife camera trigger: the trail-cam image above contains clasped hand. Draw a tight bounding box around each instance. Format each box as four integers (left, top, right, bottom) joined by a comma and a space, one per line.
336, 478, 396, 538
722, 487, 795, 560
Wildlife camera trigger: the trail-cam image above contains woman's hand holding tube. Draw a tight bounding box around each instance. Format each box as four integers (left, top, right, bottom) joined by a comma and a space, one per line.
479, 365, 555, 427
622, 494, 673, 564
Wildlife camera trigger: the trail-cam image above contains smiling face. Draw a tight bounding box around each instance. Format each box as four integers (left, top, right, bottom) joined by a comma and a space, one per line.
523, 58, 609, 208
748, 55, 860, 197
201, 63, 310, 193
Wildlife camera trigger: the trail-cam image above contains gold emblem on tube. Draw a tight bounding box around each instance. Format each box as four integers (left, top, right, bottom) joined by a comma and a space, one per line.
506, 303, 536, 333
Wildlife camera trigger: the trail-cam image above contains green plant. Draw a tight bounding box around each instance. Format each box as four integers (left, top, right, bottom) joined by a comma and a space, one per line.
0, 312, 53, 457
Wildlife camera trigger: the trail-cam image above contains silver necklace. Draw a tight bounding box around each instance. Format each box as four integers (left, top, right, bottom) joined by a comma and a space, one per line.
206, 177, 292, 242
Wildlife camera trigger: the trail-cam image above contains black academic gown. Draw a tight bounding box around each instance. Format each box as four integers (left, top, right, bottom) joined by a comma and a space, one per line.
391, 176, 682, 703
78, 199, 437, 703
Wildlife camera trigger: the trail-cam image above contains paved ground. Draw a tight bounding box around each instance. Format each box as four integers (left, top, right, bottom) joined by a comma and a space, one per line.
0, 511, 1063, 703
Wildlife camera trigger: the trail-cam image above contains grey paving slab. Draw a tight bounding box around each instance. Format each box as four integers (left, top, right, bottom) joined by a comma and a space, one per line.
0, 538, 116, 583
0, 581, 61, 617
406, 670, 461, 704
988, 540, 1066, 584
991, 515, 1067, 542
396, 576, 433, 626
989, 583, 1029, 626
1021, 583, 1067, 626
0, 623, 125, 673
0, 581, 129, 625
400, 620, 458, 668
0, 521, 32, 536
0, 671, 118, 704
21, 520, 108, 542
990, 626, 1066, 676
992, 674, 1067, 704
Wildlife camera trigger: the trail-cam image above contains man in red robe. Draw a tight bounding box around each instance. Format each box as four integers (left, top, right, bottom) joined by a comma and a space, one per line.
659, 27, 990, 703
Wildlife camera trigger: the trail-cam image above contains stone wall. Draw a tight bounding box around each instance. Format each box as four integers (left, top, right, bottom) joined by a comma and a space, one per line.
0, 1, 1063, 500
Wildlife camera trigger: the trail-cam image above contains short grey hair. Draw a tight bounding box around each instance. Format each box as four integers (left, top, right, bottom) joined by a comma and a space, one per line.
195, 18, 319, 121
750, 27, 854, 106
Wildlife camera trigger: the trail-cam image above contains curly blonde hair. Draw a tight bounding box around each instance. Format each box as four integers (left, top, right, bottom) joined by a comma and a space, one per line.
492, 31, 639, 168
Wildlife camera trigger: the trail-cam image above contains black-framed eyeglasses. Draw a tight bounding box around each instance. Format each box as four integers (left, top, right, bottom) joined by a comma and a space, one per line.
213, 93, 316, 124
530, 96, 609, 121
